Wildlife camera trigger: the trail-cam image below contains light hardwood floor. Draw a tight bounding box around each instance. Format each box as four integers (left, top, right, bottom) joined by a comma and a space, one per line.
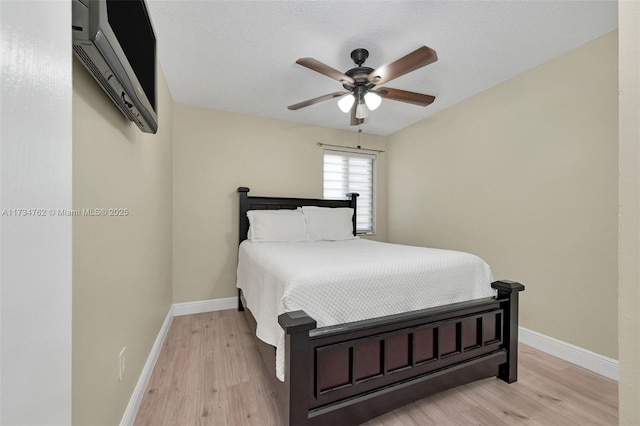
134, 310, 618, 426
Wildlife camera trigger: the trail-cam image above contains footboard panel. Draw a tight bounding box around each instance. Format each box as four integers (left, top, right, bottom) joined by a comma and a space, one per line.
311, 308, 503, 408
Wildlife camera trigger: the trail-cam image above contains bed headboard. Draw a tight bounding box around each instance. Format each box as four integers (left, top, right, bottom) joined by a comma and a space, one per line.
237, 187, 359, 244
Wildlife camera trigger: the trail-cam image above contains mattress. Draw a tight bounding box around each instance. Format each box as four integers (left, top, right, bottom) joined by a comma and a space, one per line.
236, 238, 495, 381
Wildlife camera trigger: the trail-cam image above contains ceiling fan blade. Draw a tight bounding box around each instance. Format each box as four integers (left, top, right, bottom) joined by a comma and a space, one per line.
350, 99, 363, 126
367, 46, 437, 86
377, 87, 436, 106
287, 92, 347, 110
296, 58, 356, 85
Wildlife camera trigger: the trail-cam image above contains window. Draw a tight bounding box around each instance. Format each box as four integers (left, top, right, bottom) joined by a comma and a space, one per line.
323, 150, 375, 234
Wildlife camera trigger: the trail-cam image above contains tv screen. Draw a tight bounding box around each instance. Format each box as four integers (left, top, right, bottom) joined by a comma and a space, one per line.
106, 0, 156, 112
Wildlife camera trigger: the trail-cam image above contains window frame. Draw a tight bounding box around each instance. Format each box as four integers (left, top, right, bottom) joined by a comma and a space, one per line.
322, 149, 376, 235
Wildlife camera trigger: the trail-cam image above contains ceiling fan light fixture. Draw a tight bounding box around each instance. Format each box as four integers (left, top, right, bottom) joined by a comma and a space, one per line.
337, 94, 355, 113
355, 102, 369, 119
364, 92, 382, 110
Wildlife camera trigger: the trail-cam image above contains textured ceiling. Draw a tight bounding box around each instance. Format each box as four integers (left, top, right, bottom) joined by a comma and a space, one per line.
146, 0, 618, 136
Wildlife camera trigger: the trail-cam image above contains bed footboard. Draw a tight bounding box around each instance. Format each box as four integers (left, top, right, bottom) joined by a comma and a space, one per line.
277, 280, 524, 426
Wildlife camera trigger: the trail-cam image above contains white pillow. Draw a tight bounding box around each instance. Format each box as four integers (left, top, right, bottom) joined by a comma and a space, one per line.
246, 209, 308, 242
301, 206, 355, 241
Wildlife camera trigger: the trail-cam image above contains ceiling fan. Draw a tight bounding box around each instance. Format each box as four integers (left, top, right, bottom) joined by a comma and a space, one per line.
287, 46, 438, 125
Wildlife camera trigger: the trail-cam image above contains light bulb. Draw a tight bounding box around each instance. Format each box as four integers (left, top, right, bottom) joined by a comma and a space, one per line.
337, 94, 355, 113
355, 102, 369, 119
364, 92, 382, 110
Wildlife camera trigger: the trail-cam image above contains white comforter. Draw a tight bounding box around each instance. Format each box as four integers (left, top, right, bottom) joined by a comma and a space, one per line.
236, 239, 495, 381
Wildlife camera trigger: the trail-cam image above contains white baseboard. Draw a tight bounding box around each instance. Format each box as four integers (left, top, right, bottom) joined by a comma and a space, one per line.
519, 326, 619, 381
120, 306, 174, 426
172, 296, 237, 316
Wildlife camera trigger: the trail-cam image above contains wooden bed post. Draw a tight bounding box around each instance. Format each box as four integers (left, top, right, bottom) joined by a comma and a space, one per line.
491, 280, 525, 383
346, 192, 359, 236
237, 187, 250, 243
237, 187, 250, 312
278, 311, 317, 426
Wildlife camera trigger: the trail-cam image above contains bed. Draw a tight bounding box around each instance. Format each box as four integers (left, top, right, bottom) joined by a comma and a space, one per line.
236, 187, 524, 426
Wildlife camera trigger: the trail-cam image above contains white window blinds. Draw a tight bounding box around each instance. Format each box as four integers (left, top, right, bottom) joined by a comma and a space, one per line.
323, 150, 375, 234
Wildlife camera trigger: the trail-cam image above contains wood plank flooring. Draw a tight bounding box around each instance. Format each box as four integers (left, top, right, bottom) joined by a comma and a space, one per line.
134, 310, 618, 426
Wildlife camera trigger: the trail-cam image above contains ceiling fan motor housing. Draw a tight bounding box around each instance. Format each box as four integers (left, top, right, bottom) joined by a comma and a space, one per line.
343, 66, 375, 90
345, 48, 376, 91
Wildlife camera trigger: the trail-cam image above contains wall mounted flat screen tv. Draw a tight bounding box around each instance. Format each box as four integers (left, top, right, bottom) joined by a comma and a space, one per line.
72, 0, 158, 133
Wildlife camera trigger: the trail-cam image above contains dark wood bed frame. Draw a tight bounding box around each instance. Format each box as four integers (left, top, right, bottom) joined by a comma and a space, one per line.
236, 187, 524, 426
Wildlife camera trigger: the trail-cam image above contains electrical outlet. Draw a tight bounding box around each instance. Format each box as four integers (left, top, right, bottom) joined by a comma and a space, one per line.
119, 347, 126, 382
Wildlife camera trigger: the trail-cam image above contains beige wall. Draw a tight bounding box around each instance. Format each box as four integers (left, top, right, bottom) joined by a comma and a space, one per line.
618, 1, 640, 423
172, 104, 388, 303
72, 60, 174, 425
387, 32, 618, 359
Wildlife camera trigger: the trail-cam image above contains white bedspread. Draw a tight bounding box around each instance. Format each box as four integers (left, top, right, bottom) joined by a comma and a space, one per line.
236, 239, 495, 381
